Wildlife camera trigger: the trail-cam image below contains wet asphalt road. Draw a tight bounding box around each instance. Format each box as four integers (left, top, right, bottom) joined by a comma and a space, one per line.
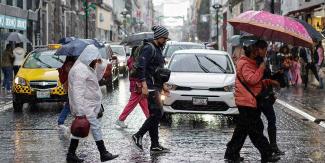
1, 78, 325, 163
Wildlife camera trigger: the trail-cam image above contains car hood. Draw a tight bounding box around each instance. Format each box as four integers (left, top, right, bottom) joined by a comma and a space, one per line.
17, 68, 59, 82
168, 72, 235, 88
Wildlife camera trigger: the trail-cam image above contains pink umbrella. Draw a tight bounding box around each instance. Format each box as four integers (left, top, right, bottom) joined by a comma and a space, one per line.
228, 10, 313, 47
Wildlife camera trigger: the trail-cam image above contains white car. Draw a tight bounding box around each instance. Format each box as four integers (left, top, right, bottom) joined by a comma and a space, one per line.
163, 49, 238, 115
110, 45, 128, 76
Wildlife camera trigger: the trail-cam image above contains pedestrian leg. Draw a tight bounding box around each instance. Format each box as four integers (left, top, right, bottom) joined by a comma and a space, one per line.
305, 64, 310, 88
138, 96, 149, 118
118, 92, 142, 121
66, 138, 84, 162
311, 64, 320, 81
88, 116, 118, 161
58, 102, 70, 125
225, 108, 248, 161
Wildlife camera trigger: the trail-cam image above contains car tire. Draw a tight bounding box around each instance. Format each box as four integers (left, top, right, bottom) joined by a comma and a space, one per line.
13, 100, 23, 112
106, 76, 113, 91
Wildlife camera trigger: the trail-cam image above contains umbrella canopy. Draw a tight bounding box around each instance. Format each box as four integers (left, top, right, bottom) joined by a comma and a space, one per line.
120, 32, 154, 46
228, 10, 313, 47
293, 18, 324, 42
6, 32, 31, 43
55, 38, 104, 56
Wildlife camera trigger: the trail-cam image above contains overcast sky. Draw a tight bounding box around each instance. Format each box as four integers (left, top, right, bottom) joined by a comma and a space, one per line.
153, 0, 190, 26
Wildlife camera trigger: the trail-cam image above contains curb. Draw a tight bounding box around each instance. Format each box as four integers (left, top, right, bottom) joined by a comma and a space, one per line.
0, 102, 12, 112
276, 99, 325, 129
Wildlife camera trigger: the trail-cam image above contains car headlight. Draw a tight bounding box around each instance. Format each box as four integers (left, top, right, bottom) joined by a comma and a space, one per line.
119, 62, 125, 67
224, 84, 235, 92
165, 83, 178, 90
14, 77, 27, 86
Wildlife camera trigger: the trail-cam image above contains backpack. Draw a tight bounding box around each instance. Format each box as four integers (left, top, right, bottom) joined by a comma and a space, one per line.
129, 42, 156, 78
58, 58, 77, 84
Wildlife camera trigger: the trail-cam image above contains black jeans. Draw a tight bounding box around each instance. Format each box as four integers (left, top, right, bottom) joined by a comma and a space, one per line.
305, 63, 319, 88
225, 106, 271, 160
13, 65, 20, 77
136, 90, 163, 147
261, 102, 277, 146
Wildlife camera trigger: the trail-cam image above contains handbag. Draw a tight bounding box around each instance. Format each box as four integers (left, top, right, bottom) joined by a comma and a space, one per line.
70, 115, 90, 138
237, 75, 275, 109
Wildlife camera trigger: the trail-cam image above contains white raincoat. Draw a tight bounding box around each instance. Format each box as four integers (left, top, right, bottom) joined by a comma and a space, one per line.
68, 45, 107, 118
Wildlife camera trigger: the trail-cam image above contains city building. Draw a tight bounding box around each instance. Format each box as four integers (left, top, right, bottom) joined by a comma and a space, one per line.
0, 0, 38, 52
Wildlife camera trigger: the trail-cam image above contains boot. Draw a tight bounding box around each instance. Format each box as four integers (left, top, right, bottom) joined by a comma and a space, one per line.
270, 144, 285, 156
261, 152, 281, 163
96, 140, 119, 162
66, 139, 84, 163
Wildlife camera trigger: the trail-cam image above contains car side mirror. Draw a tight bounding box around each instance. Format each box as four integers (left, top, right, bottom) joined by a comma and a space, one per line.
126, 52, 130, 57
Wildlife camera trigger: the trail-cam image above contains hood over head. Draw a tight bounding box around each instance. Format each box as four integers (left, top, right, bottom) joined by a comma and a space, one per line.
78, 44, 102, 67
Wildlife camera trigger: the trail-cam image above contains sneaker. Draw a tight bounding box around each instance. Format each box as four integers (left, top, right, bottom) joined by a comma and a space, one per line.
58, 125, 70, 138
132, 134, 143, 150
115, 120, 127, 128
150, 145, 170, 153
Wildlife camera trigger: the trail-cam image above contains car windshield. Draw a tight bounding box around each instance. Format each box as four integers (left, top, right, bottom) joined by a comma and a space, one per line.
111, 46, 126, 56
169, 53, 234, 73
165, 44, 205, 57
23, 50, 66, 68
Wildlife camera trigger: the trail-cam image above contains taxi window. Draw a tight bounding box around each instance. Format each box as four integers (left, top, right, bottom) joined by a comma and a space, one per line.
23, 50, 66, 68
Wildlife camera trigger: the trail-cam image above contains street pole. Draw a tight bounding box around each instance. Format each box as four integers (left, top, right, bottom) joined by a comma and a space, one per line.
64, 11, 66, 38
85, 2, 88, 38
216, 8, 219, 50
271, 0, 275, 14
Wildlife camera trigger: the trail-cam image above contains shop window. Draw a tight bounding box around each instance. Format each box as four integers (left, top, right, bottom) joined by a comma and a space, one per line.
17, 0, 23, 8
6, 0, 13, 6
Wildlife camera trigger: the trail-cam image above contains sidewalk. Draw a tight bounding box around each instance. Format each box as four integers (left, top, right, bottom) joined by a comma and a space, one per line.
276, 86, 325, 122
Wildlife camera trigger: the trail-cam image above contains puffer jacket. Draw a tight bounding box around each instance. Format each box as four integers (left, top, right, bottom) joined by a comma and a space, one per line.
235, 55, 272, 108
68, 45, 106, 118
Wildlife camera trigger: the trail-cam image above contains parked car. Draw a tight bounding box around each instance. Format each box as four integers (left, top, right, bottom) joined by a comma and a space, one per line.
162, 41, 205, 64
110, 45, 128, 77
12, 44, 67, 111
162, 49, 238, 116
99, 43, 119, 89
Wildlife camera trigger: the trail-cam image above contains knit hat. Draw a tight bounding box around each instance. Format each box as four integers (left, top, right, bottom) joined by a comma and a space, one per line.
152, 25, 170, 40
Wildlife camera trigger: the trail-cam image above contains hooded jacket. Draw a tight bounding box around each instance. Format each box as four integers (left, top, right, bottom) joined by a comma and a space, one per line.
235, 55, 272, 108
68, 45, 106, 118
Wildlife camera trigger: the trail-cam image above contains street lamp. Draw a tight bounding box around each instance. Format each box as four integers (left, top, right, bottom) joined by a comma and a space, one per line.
64, 10, 76, 38
120, 8, 130, 36
212, 3, 222, 50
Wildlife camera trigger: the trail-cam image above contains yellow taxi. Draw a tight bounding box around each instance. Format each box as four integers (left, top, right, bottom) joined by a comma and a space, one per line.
12, 44, 67, 111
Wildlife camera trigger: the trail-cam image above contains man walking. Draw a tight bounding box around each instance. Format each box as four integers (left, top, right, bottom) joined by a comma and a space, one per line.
132, 25, 170, 153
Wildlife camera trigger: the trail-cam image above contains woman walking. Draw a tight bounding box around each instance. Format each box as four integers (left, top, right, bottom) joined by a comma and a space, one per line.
224, 40, 281, 162
67, 45, 118, 162
115, 46, 149, 128
1, 44, 14, 92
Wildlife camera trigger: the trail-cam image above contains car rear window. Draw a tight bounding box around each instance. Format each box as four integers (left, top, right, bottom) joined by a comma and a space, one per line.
165, 44, 205, 57
23, 50, 66, 68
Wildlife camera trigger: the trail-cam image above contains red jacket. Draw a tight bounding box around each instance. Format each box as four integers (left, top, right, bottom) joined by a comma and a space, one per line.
235, 55, 272, 108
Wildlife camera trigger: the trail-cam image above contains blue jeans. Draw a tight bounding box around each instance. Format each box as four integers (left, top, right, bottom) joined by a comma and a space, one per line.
58, 102, 70, 125
2, 67, 13, 90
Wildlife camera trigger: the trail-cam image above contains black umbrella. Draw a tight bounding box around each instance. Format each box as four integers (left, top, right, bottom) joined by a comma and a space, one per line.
294, 18, 324, 42
120, 32, 154, 46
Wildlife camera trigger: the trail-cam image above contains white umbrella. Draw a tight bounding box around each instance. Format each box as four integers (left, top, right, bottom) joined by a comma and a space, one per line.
6, 32, 31, 43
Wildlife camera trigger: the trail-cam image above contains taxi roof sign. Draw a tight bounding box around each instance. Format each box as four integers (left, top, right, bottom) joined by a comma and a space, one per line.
48, 44, 61, 49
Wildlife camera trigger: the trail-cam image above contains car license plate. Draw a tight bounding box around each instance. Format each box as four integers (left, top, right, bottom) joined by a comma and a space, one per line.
36, 90, 50, 98
192, 97, 208, 105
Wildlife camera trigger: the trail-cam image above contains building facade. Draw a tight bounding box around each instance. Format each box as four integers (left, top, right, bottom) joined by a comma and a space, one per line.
0, 0, 38, 52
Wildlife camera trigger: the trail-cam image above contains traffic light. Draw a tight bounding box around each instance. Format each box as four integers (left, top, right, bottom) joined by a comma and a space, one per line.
81, 0, 96, 17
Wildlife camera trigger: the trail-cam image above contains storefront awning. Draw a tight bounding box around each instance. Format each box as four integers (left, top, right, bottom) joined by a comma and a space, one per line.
285, 3, 324, 16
